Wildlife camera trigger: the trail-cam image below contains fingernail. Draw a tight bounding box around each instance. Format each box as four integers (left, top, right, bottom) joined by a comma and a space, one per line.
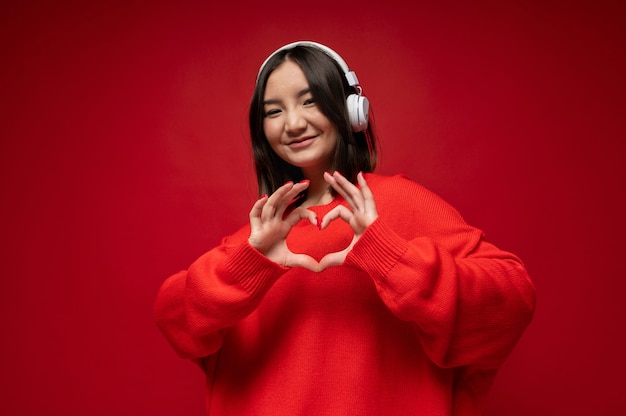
299, 179, 310, 184
334, 171, 342, 176
261, 194, 268, 199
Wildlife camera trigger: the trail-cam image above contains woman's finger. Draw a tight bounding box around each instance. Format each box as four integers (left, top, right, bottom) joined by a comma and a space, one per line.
320, 205, 354, 230
286, 253, 321, 273
275, 180, 310, 218
285, 207, 317, 228
324, 171, 353, 207
357, 172, 377, 214
325, 171, 364, 211
264, 180, 310, 221
249, 194, 268, 226
262, 182, 294, 221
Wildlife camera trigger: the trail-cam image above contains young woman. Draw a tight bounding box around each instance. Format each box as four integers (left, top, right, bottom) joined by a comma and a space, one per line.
154, 41, 536, 416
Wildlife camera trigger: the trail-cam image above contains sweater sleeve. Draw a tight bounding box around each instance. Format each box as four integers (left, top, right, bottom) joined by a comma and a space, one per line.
344, 176, 536, 370
154, 229, 290, 359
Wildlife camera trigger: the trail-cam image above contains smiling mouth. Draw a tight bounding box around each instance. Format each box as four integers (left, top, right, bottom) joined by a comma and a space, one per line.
288, 136, 316, 147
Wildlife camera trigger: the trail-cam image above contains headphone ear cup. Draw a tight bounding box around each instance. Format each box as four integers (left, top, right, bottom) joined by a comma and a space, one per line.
347, 94, 370, 132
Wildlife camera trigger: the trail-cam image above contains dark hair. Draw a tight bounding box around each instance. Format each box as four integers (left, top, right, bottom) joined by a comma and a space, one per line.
249, 45, 378, 197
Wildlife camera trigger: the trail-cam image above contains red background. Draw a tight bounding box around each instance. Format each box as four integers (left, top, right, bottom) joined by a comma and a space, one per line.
2, 1, 624, 415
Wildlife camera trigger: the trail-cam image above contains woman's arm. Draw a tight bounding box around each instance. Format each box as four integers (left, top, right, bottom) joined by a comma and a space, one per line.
154, 232, 289, 359
345, 218, 535, 369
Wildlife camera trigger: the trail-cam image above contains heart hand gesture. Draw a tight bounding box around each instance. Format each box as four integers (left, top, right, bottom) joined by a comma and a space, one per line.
248, 173, 378, 273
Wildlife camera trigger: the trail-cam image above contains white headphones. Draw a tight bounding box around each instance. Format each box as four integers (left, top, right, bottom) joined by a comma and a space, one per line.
257, 41, 370, 132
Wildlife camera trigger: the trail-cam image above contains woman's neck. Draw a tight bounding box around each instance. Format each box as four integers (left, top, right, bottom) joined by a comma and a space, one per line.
300, 168, 333, 208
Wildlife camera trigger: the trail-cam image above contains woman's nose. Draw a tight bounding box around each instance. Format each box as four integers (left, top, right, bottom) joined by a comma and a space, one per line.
284, 110, 307, 134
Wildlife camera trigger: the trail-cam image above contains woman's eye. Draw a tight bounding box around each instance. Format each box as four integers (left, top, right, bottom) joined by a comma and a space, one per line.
264, 109, 281, 117
303, 98, 316, 106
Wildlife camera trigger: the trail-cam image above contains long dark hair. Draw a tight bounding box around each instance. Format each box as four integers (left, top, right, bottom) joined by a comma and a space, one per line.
249, 44, 378, 197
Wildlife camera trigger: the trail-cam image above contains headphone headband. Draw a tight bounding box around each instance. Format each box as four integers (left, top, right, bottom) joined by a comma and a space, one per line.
257, 41, 360, 87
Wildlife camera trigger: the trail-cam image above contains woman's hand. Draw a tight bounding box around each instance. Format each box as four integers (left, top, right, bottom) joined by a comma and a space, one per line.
248, 181, 320, 272
319, 171, 378, 270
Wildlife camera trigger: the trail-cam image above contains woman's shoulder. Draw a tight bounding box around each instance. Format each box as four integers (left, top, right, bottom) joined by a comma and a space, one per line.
363, 172, 470, 227
363, 172, 437, 202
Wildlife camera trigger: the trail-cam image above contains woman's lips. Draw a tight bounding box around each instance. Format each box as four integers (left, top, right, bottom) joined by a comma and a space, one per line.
288, 136, 316, 149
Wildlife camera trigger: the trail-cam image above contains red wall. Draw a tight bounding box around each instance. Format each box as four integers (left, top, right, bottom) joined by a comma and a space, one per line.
2, 1, 624, 415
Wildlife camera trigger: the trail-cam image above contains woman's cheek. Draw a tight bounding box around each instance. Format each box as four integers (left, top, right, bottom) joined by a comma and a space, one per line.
263, 119, 282, 145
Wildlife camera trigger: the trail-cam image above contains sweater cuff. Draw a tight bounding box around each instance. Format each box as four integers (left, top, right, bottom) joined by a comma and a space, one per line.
223, 242, 289, 298
345, 218, 409, 277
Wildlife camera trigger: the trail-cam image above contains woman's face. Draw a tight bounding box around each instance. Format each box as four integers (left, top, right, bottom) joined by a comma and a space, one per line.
262, 60, 338, 176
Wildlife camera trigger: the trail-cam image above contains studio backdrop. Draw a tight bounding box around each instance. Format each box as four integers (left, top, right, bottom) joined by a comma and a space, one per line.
1, 1, 624, 415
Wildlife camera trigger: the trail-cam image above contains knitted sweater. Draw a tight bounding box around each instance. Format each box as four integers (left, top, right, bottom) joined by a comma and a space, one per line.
154, 173, 536, 416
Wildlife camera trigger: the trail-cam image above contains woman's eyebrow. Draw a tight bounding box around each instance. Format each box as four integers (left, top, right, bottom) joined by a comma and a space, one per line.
263, 88, 311, 105
296, 88, 311, 97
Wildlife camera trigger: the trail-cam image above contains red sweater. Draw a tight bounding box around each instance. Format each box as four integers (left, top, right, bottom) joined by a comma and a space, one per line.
154, 173, 536, 415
